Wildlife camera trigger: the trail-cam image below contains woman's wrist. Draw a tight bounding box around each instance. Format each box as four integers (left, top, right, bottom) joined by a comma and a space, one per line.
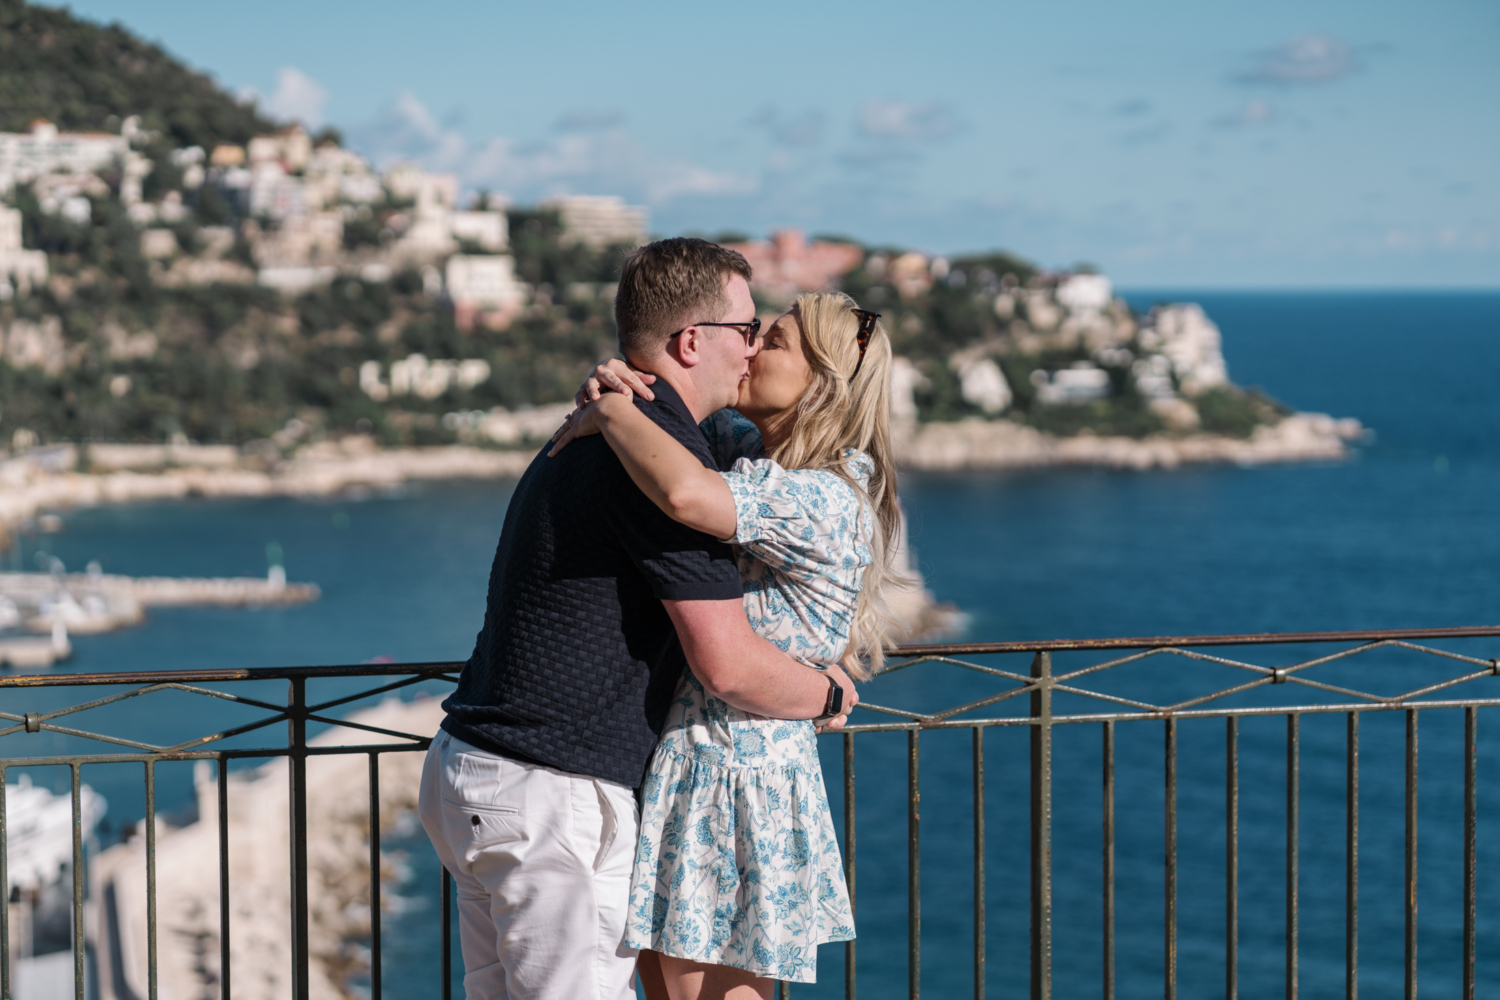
594, 391, 631, 425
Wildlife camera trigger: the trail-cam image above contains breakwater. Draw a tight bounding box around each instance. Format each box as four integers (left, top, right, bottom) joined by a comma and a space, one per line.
0, 571, 319, 668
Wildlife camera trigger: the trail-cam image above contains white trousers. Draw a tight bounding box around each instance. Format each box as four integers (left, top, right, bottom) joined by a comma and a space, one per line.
418, 733, 640, 1000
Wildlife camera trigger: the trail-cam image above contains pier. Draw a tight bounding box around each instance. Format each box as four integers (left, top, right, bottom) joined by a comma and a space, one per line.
0, 572, 319, 669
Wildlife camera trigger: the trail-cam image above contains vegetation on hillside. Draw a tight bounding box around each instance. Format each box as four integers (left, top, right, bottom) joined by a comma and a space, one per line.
0, 0, 276, 148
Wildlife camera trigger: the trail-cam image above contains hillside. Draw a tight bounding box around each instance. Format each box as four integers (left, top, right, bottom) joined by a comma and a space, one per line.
0, 0, 276, 148
0, 1, 1337, 461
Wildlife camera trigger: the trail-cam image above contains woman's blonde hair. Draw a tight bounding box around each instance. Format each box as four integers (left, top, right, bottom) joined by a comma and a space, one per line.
766, 291, 901, 679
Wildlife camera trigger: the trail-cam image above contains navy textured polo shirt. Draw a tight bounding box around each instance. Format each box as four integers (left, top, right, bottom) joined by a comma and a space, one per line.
440, 381, 744, 787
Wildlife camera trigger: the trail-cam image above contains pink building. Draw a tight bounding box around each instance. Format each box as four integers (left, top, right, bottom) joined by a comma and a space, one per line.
725, 230, 864, 302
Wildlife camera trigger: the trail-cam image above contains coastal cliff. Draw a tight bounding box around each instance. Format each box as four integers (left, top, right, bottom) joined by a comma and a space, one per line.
892, 410, 1363, 472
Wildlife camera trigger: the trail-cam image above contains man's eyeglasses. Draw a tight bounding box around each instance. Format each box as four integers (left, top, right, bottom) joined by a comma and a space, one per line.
850, 309, 881, 379
667, 318, 762, 348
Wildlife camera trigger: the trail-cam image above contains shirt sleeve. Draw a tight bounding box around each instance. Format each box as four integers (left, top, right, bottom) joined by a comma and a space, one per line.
611, 402, 745, 601
699, 409, 765, 471
720, 457, 870, 586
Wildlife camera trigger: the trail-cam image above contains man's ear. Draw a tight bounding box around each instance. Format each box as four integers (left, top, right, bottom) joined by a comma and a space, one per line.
668, 326, 703, 369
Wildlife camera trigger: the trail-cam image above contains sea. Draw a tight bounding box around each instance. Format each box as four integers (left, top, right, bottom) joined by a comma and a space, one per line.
4, 291, 1497, 998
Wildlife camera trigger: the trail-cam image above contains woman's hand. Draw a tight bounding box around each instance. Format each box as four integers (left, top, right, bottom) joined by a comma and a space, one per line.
548, 395, 620, 456
813, 663, 859, 733
576, 359, 656, 408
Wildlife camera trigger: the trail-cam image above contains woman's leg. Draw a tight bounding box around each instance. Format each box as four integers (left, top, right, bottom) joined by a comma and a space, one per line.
637, 950, 670, 1000
656, 953, 774, 1000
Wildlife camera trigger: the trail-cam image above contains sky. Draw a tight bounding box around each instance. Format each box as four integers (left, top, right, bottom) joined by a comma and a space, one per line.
58, 0, 1500, 287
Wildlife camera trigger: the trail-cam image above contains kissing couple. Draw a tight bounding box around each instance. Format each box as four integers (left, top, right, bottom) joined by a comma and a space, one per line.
420, 236, 901, 1000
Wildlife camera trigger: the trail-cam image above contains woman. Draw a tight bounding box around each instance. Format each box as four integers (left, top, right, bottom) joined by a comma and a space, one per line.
550, 292, 900, 999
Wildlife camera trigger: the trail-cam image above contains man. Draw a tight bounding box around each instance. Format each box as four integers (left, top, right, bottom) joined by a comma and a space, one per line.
419, 238, 858, 1000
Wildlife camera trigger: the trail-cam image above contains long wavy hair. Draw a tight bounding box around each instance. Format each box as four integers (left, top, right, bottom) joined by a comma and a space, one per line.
764, 292, 901, 679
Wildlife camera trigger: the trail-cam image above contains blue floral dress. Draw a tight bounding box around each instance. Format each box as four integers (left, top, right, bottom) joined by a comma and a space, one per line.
624, 410, 867, 983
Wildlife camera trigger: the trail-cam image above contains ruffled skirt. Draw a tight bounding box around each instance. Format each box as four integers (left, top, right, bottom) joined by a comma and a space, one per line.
624, 680, 853, 983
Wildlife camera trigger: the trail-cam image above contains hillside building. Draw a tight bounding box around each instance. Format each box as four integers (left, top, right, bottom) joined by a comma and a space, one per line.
445, 254, 526, 330
451, 210, 509, 252
724, 230, 864, 303
0, 120, 128, 192
0, 206, 48, 298
248, 126, 312, 173
543, 195, 648, 248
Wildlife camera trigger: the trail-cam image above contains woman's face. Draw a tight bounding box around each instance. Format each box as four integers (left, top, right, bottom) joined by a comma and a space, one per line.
735, 309, 813, 420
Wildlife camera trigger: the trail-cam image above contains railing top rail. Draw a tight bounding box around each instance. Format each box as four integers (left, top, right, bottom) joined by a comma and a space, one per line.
1, 626, 1495, 689
892, 624, 1500, 658
0, 660, 464, 689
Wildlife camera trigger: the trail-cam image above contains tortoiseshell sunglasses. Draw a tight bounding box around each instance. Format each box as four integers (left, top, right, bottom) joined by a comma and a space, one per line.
850, 309, 881, 379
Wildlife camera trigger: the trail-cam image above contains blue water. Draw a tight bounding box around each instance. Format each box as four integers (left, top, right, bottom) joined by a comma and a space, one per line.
3, 291, 1497, 997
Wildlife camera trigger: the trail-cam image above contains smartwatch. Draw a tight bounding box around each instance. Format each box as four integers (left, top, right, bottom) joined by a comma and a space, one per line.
818, 674, 844, 720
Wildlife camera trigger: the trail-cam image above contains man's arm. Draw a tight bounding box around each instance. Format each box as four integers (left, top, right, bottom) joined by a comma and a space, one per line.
664, 598, 859, 728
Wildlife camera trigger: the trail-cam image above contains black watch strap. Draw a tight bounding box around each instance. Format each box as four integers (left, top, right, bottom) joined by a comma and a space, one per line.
820, 675, 844, 719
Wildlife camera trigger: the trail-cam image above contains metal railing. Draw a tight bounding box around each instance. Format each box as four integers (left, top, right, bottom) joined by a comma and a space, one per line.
2, 624, 1499, 1000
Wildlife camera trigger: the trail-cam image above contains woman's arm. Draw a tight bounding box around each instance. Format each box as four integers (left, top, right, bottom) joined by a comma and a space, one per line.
548, 393, 737, 539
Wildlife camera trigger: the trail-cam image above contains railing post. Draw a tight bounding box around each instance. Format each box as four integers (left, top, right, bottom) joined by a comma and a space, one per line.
1, 765, 9, 1000
441, 866, 453, 1000
1287, 715, 1300, 1000
1404, 710, 1418, 1000
908, 728, 921, 1000
1165, 717, 1177, 1000
1346, 713, 1358, 1000
845, 731, 857, 1000
70, 764, 84, 1000
1103, 721, 1116, 1000
288, 677, 310, 1000
1227, 716, 1239, 1000
218, 756, 232, 1000
1030, 651, 1052, 1000
974, 726, 986, 1000
1462, 707, 1476, 1000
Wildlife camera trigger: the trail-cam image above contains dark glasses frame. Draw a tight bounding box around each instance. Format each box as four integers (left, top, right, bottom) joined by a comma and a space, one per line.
667, 317, 763, 347
850, 309, 881, 379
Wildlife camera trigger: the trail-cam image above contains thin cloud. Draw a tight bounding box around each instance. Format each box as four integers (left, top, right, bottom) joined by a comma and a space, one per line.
264, 67, 329, 128
749, 107, 826, 148
1212, 100, 1274, 128
554, 110, 623, 132
857, 100, 956, 141
1113, 99, 1152, 117
349, 91, 755, 206
1241, 34, 1354, 84
836, 144, 922, 169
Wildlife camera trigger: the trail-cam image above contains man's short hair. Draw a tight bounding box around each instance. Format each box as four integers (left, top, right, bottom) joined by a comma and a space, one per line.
615, 238, 753, 359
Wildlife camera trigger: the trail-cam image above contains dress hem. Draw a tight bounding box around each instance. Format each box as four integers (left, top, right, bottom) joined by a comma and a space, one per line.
626, 931, 857, 985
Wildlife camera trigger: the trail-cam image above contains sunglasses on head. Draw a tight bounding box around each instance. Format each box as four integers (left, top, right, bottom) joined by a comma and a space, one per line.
850, 309, 881, 379
667, 317, 763, 347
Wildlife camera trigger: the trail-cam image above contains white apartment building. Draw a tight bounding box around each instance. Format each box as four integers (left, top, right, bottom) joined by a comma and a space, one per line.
445, 254, 526, 329
1056, 273, 1113, 314
451, 210, 508, 252
247, 126, 312, 173
543, 195, 648, 248
0, 205, 48, 298
0, 120, 128, 191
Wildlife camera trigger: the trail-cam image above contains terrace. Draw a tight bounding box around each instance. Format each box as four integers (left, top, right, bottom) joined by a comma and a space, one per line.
3, 624, 1499, 999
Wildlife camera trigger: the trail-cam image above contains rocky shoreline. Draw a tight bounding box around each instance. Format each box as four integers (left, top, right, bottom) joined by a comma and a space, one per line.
0, 412, 1362, 550
894, 411, 1364, 472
